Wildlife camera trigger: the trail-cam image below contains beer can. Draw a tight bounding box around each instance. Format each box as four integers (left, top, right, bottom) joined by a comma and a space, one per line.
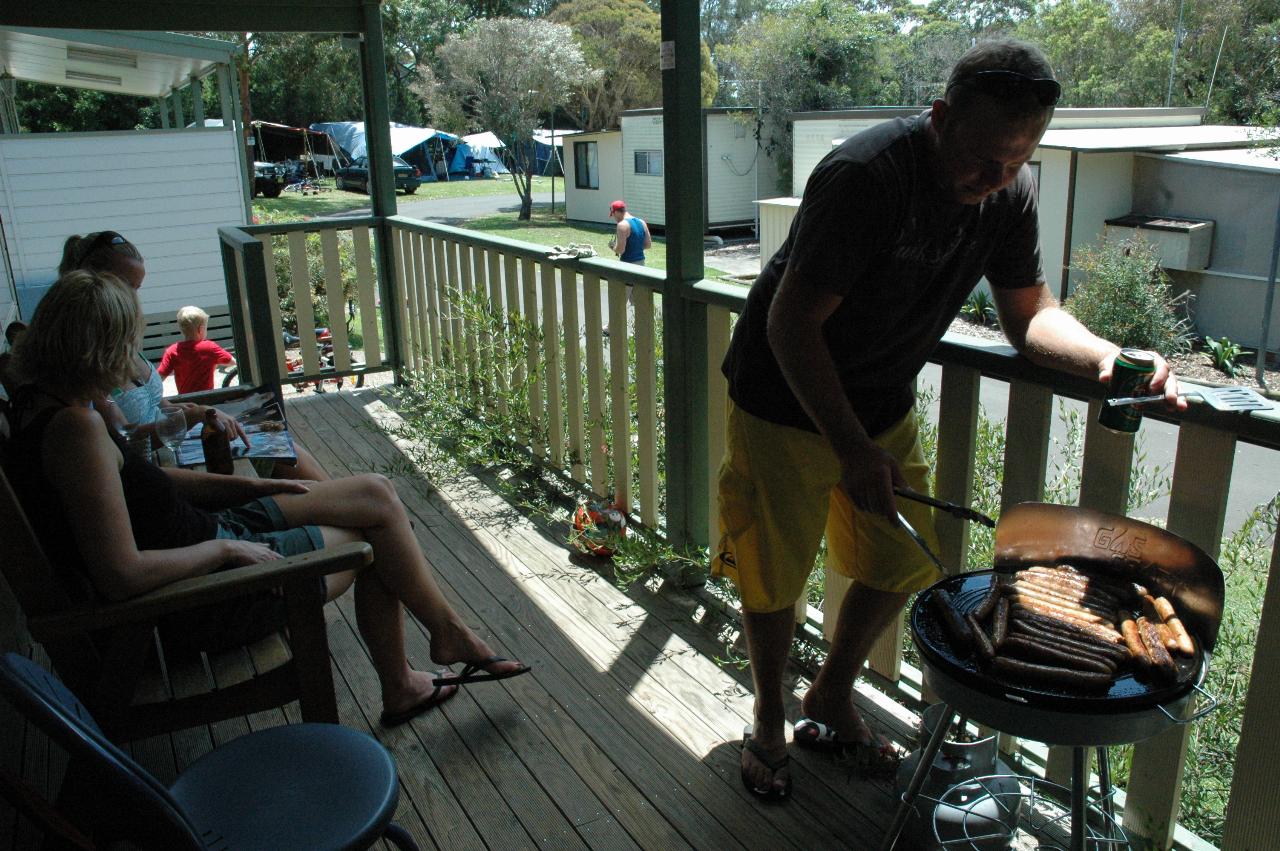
1099, 349, 1156, 433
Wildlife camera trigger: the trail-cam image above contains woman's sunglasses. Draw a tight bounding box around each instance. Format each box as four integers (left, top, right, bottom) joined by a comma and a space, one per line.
949, 70, 1062, 107
79, 231, 132, 266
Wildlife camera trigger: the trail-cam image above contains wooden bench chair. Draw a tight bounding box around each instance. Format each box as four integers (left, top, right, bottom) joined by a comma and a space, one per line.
0, 464, 371, 742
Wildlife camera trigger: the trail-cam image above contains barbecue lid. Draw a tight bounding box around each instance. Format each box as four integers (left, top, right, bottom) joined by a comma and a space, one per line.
992, 503, 1225, 653
912, 571, 1207, 713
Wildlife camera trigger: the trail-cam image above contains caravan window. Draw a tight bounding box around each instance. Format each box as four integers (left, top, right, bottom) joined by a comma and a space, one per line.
575, 141, 599, 189
634, 150, 663, 177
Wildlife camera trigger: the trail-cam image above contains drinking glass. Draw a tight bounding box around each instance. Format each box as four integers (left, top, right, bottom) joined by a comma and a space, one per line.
154, 406, 188, 463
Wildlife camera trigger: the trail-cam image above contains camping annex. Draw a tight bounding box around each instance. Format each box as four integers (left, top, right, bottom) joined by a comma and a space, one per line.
310, 121, 459, 180
449, 131, 509, 178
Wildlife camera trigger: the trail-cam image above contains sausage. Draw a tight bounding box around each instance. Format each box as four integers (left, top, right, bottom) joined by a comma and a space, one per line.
1007, 593, 1115, 626
1137, 616, 1178, 681
991, 656, 1114, 690
971, 583, 1000, 622
1017, 569, 1124, 607
931, 589, 973, 650
1118, 613, 1153, 670
967, 613, 995, 663
1011, 582, 1117, 618
1010, 605, 1125, 644
1009, 617, 1129, 664
1000, 635, 1116, 674
1151, 596, 1196, 657
991, 596, 1010, 649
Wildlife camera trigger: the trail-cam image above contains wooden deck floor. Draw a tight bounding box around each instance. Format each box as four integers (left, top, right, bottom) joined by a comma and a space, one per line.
1, 388, 918, 851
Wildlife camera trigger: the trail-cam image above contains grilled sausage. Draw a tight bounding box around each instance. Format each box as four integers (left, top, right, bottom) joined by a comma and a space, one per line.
1118, 612, 1153, 671
991, 596, 1010, 648
1010, 605, 1125, 644
1137, 616, 1178, 681
971, 584, 1001, 622
967, 613, 995, 663
1000, 635, 1116, 674
931, 589, 973, 650
1007, 593, 1115, 626
1151, 596, 1196, 657
991, 656, 1114, 690
1009, 617, 1129, 665
1011, 582, 1117, 618
1017, 570, 1123, 607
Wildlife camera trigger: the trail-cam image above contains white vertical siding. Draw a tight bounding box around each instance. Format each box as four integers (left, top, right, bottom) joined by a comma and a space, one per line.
1065, 152, 1135, 295
705, 114, 761, 225
0, 127, 247, 319
621, 113, 667, 227
564, 131, 623, 225
757, 197, 799, 265
792, 117, 910, 196
1035, 148, 1074, 298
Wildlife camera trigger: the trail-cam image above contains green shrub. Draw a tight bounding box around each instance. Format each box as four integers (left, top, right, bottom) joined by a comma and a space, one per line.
960, 290, 999, 327
1064, 236, 1195, 356
1205, 336, 1252, 378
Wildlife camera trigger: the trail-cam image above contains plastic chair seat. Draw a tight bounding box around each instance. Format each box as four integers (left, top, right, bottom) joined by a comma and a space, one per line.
170, 723, 401, 851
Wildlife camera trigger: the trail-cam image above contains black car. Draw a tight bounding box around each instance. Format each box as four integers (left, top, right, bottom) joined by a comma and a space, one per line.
252, 161, 287, 198
335, 156, 421, 194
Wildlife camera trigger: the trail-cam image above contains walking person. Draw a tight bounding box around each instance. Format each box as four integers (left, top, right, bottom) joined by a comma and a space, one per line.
609, 200, 651, 266
716, 38, 1186, 801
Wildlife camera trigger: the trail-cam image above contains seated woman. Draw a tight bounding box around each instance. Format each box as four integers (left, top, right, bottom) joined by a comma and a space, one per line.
59, 230, 325, 480
2, 269, 529, 726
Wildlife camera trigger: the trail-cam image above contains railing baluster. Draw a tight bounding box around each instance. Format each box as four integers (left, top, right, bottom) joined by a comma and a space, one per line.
256, 233, 287, 378
1125, 422, 1235, 849
287, 231, 320, 377
411, 231, 430, 371
561, 265, 585, 484
1223, 507, 1280, 850
541, 259, 565, 469
319, 229, 352, 372
704, 305, 731, 549
472, 246, 494, 408
424, 235, 443, 372
635, 285, 659, 528
391, 227, 417, 371
582, 272, 607, 498
351, 226, 381, 371
520, 256, 545, 458
608, 279, 631, 513
487, 248, 509, 416
445, 240, 467, 398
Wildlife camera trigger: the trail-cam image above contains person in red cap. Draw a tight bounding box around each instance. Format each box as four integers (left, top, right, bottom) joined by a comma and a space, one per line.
608, 200, 651, 266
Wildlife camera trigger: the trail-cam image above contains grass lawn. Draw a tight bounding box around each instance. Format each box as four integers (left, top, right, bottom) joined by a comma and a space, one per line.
254, 175, 556, 219
460, 209, 729, 278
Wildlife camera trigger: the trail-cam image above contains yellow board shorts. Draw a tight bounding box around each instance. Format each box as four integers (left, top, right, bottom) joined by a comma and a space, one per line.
712, 400, 943, 614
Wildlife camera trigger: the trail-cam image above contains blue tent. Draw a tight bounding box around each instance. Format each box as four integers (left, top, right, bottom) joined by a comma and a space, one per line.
449, 131, 509, 177
309, 121, 459, 180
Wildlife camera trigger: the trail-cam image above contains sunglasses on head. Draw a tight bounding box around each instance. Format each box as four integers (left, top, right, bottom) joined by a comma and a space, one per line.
79, 231, 130, 265
950, 69, 1062, 107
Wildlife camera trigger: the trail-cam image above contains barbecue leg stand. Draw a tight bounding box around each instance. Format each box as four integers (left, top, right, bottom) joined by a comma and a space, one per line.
879, 703, 956, 851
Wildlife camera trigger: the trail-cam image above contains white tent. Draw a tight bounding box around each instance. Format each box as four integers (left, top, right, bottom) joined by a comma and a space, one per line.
463, 131, 504, 149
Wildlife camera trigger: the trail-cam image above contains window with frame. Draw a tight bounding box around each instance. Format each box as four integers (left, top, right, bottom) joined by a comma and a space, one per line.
574, 141, 599, 189
634, 150, 664, 177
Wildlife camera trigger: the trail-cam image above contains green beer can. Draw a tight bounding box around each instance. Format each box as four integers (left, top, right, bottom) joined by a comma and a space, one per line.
1099, 349, 1156, 433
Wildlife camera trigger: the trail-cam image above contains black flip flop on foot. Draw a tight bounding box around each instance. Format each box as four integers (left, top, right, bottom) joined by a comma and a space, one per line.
741, 726, 791, 802
432, 655, 532, 687
379, 671, 458, 727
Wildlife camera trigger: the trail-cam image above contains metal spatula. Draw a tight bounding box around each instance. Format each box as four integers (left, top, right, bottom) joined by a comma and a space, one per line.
1105, 385, 1273, 413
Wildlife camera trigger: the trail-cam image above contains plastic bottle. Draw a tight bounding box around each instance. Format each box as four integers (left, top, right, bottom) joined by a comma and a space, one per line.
201, 409, 234, 475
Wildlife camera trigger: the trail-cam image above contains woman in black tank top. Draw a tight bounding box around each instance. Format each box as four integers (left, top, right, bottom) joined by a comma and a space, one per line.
3, 269, 530, 727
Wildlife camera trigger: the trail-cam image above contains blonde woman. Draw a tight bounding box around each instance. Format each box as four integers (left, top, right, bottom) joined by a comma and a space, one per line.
2, 269, 529, 726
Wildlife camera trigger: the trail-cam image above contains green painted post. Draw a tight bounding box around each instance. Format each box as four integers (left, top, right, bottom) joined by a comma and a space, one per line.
156, 96, 170, 129
660, 1, 709, 558
191, 75, 204, 126
357, 0, 404, 380
172, 89, 184, 128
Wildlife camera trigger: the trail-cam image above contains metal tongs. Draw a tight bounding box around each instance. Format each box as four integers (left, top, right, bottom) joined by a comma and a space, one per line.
894, 486, 995, 528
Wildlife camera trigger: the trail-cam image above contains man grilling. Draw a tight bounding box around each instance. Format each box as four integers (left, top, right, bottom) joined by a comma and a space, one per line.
717, 38, 1186, 801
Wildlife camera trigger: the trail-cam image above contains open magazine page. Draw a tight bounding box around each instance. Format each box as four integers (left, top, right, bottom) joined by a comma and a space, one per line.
175, 396, 297, 467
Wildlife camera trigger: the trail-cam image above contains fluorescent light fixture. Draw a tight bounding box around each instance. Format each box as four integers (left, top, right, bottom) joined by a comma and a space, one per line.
65, 70, 123, 86
67, 46, 137, 69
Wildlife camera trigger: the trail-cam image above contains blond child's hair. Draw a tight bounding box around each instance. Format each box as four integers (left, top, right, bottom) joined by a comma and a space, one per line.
10, 270, 142, 397
176, 305, 210, 335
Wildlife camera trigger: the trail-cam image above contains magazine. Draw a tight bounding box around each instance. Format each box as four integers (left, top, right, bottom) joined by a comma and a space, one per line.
174, 395, 297, 468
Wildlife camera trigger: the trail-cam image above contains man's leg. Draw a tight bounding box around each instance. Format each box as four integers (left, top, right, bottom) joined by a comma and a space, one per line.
801, 582, 908, 743
741, 606, 796, 795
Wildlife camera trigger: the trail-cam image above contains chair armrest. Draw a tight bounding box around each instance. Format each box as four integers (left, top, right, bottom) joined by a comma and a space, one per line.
170, 386, 255, 406
27, 541, 372, 641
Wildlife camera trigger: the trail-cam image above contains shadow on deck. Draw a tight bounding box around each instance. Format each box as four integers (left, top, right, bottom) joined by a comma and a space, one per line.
2, 388, 913, 851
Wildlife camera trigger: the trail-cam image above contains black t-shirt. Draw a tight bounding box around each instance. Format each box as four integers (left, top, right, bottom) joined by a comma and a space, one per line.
723, 112, 1043, 436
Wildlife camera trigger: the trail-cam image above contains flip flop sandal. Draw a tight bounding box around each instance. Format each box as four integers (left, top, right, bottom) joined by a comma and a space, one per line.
432, 655, 532, 687
794, 717, 900, 777
741, 726, 791, 803
379, 670, 458, 727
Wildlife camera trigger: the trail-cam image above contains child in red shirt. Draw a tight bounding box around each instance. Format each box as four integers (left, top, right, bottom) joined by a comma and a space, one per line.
157, 306, 236, 393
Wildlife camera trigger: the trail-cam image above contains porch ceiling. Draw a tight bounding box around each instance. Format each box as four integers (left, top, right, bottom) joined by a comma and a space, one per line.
0, 1, 369, 33
0, 28, 235, 98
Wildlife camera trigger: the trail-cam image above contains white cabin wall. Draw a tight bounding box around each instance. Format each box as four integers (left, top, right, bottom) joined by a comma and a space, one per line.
564, 131, 622, 225
1064, 152, 1136, 296
705, 114, 760, 226
621, 113, 668, 227
0, 127, 247, 319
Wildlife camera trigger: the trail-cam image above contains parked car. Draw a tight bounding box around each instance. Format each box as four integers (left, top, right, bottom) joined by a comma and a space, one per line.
335, 156, 421, 195
252, 161, 287, 198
